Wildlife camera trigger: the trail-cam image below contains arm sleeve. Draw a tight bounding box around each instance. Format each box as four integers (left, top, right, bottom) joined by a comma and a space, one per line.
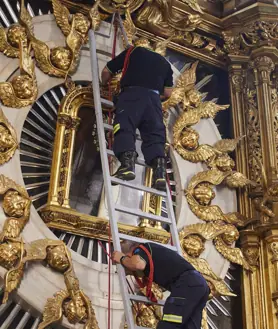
164, 64, 173, 88
106, 49, 128, 74
133, 247, 149, 265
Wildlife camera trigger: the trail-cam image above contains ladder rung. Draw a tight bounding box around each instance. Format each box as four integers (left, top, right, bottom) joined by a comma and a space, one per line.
106, 149, 147, 166
129, 294, 165, 306
115, 205, 172, 224
118, 233, 177, 251
110, 177, 166, 197
103, 123, 142, 141
100, 98, 114, 108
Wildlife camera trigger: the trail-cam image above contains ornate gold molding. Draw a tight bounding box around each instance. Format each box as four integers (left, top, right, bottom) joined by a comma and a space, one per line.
40, 205, 170, 243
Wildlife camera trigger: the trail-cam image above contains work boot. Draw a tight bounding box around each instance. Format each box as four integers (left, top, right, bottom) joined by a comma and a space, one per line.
151, 157, 167, 192
113, 151, 136, 182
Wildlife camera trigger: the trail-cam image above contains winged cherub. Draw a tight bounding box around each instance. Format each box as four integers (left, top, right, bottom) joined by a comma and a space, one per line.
26, 0, 101, 78
179, 224, 237, 296
185, 169, 254, 226
0, 40, 37, 108
180, 222, 254, 272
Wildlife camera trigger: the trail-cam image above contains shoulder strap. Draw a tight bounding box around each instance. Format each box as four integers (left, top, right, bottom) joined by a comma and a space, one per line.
121, 46, 134, 80
133, 244, 157, 303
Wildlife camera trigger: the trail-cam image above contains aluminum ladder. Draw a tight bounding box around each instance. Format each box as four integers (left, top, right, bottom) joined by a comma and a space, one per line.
88, 18, 183, 329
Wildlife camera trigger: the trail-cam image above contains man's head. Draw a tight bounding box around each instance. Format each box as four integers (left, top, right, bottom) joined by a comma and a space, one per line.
121, 240, 139, 256
134, 38, 152, 50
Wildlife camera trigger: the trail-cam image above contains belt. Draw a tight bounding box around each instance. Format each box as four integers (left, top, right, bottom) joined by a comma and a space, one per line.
122, 86, 160, 95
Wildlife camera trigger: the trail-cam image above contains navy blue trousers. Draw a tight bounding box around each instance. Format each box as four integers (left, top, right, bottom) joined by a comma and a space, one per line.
157, 270, 210, 329
113, 87, 166, 165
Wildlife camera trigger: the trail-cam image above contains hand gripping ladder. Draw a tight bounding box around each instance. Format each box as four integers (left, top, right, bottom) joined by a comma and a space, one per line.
88, 17, 183, 329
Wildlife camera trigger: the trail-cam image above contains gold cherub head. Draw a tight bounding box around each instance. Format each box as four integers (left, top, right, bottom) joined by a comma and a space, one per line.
3, 190, 29, 218
73, 13, 90, 36
46, 245, 70, 272
50, 47, 72, 71
0, 241, 22, 269
193, 183, 215, 206
180, 128, 199, 150
7, 24, 27, 48
0, 125, 15, 151
11, 75, 34, 100
134, 38, 152, 50
187, 89, 202, 107
221, 226, 239, 245
182, 234, 205, 258
215, 154, 235, 172
63, 293, 87, 324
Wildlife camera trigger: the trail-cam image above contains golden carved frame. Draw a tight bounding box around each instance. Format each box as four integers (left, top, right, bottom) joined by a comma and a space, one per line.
40, 83, 170, 243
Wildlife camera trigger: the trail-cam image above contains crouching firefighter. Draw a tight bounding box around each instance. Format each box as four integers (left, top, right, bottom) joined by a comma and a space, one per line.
101, 38, 173, 191
112, 241, 210, 329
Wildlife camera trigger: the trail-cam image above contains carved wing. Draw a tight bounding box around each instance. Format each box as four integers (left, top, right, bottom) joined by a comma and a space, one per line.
176, 61, 198, 91
213, 136, 243, 153
19, 41, 34, 77
123, 9, 137, 46
19, 0, 34, 36
0, 81, 36, 108
182, 251, 220, 280
224, 171, 256, 189
187, 169, 228, 191
81, 291, 100, 329
180, 222, 228, 241
1, 218, 27, 240
89, 0, 101, 32
66, 28, 83, 74
180, 0, 203, 13
214, 237, 253, 271
198, 101, 229, 118
210, 279, 236, 297
173, 109, 200, 140
0, 27, 19, 58
0, 174, 29, 198
52, 0, 71, 36
38, 290, 70, 329
3, 262, 24, 303
225, 211, 246, 227
31, 38, 66, 77
162, 62, 198, 111
174, 144, 217, 163
154, 35, 174, 57
162, 87, 185, 111
24, 239, 63, 263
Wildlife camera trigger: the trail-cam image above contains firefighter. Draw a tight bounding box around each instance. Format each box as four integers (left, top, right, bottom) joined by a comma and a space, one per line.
101, 38, 173, 191
112, 241, 210, 329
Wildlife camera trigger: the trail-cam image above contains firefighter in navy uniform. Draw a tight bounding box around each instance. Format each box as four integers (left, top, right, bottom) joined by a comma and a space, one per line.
112, 241, 210, 329
101, 38, 173, 191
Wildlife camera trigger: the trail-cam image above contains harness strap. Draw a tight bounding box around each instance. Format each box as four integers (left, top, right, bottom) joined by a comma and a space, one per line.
121, 46, 134, 81
133, 244, 157, 303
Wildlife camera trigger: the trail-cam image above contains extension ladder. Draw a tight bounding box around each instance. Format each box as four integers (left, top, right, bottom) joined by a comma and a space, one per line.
88, 15, 183, 329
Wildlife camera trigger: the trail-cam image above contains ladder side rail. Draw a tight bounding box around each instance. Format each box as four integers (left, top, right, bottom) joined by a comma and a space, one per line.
165, 185, 183, 256
88, 29, 135, 329
116, 12, 131, 48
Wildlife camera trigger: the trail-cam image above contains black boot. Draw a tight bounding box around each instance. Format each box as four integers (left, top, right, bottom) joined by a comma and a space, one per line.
151, 157, 167, 191
113, 151, 136, 182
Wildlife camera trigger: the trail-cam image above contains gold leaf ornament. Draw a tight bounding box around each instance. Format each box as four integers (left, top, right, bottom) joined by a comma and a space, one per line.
0, 108, 18, 165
